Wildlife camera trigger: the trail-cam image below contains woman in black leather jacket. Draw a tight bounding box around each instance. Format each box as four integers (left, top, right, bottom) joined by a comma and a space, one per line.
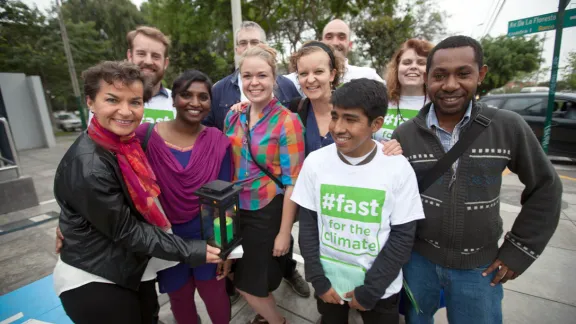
52, 61, 222, 324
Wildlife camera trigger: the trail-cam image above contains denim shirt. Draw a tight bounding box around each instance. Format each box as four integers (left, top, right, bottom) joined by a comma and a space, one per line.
426, 102, 472, 179
203, 70, 301, 131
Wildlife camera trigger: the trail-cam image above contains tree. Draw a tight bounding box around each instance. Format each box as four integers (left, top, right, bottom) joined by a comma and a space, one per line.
410, 0, 447, 42
0, 0, 48, 75
355, 0, 446, 74
0, 0, 112, 112
515, 67, 550, 84
41, 19, 113, 110
479, 35, 541, 94
537, 80, 570, 91
59, 0, 147, 60
240, 0, 398, 71
564, 51, 576, 90
142, 0, 234, 84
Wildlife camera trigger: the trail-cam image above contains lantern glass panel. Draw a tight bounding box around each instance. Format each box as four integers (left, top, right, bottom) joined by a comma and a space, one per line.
199, 202, 215, 244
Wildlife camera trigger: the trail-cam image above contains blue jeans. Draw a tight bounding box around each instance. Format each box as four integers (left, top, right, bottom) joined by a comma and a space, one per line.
404, 251, 503, 324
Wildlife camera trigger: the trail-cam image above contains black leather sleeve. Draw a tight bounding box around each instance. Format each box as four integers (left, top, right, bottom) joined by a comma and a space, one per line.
63, 167, 207, 267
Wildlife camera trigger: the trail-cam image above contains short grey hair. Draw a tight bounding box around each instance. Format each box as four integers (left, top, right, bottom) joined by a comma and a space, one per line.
235, 21, 267, 44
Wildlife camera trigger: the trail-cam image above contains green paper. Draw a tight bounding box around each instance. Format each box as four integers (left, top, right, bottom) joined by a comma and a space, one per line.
403, 279, 422, 314
320, 256, 366, 301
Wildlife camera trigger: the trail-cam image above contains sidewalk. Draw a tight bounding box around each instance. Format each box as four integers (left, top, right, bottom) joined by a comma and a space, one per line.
1, 135, 576, 323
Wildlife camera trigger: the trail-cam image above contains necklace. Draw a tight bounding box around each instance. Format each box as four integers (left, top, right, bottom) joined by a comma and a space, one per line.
396, 96, 427, 123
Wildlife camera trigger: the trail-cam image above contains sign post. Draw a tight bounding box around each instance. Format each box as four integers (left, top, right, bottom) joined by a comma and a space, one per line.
542, 0, 569, 153
507, 7, 576, 37
507, 0, 573, 153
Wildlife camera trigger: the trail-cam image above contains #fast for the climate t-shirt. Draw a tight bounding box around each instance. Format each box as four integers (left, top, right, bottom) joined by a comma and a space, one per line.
291, 141, 425, 300
141, 88, 176, 123
374, 95, 427, 141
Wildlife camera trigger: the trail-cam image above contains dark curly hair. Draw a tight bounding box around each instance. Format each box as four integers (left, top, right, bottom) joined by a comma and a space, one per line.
81, 61, 152, 103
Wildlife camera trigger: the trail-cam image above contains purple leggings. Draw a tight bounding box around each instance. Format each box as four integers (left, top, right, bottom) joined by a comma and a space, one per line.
168, 276, 230, 324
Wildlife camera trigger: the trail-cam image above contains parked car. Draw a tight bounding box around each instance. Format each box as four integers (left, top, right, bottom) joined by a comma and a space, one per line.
520, 86, 549, 93
55, 113, 82, 132
479, 93, 576, 158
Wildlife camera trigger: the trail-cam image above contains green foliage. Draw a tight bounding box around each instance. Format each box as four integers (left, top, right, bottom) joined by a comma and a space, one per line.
42, 19, 113, 110
538, 80, 570, 91
515, 67, 551, 84
564, 51, 576, 90
479, 35, 542, 94
356, 14, 414, 75
59, 0, 146, 60
142, 0, 234, 85
354, 0, 446, 74
0, 0, 48, 75
2, 0, 449, 106
0, 0, 112, 111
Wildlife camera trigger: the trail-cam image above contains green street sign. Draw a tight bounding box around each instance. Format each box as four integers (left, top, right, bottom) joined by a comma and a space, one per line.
507, 8, 576, 37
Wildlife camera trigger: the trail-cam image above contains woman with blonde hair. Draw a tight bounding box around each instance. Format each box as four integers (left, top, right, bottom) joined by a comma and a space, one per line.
374, 39, 434, 141
224, 44, 305, 324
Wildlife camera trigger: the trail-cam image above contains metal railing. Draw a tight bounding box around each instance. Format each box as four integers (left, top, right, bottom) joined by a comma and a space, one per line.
0, 117, 20, 178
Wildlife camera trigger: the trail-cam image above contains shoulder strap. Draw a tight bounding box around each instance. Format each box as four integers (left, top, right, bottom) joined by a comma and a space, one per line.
246, 139, 285, 190
141, 123, 155, 152
288, 97, 302, 113
244, 118, 285, 190
288, 97, 309, 127
298, 98, 309, 127
418, 107, 498, 192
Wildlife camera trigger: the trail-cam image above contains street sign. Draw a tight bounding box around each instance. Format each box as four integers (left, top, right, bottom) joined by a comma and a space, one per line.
507, 8, 576, 37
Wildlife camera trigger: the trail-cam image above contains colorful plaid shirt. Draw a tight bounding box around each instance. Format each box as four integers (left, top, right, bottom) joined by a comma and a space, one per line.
224, 98, 305, 210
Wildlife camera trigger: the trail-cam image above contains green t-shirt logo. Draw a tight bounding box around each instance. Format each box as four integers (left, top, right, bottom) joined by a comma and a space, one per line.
379, 108, 420, 140
320, 184, 386, 256
142, 108, 175, 123
321, 185, 383, 223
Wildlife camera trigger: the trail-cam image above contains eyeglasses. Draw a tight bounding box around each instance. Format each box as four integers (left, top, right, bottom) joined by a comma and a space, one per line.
237, 39, 261, 48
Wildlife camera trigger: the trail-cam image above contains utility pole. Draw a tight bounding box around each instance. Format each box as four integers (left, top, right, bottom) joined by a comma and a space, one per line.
542, 0, 570, 153
231, 0, 242, 68
485, 0, 507, 37
55, 0, 86, 129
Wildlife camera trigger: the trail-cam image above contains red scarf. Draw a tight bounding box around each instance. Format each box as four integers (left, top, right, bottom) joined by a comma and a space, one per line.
87, 118, 171, 230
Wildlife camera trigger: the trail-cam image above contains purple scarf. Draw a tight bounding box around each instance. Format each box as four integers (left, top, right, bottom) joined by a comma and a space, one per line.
135, 123, 231, 224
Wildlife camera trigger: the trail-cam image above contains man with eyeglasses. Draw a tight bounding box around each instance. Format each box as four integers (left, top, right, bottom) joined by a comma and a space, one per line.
204, 21, 309, 305
204, 21, 300, 131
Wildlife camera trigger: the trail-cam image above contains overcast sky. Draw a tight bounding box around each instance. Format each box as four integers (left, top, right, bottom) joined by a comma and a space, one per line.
24, 0, 576, 75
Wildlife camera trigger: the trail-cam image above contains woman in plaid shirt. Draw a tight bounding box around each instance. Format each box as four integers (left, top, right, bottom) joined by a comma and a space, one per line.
224, 44, 305, 324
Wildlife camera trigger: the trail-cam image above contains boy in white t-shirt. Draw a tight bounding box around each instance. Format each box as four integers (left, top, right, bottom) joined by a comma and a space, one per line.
291, 78, 425, 324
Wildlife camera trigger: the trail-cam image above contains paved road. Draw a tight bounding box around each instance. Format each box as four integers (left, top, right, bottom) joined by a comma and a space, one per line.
1, 135, 576, 323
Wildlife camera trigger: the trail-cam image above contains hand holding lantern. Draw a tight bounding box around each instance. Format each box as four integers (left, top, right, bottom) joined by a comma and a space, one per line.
194, 180, 243, 259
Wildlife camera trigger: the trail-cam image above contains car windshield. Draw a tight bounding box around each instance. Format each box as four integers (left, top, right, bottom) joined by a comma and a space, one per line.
57, 115, 72, 120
